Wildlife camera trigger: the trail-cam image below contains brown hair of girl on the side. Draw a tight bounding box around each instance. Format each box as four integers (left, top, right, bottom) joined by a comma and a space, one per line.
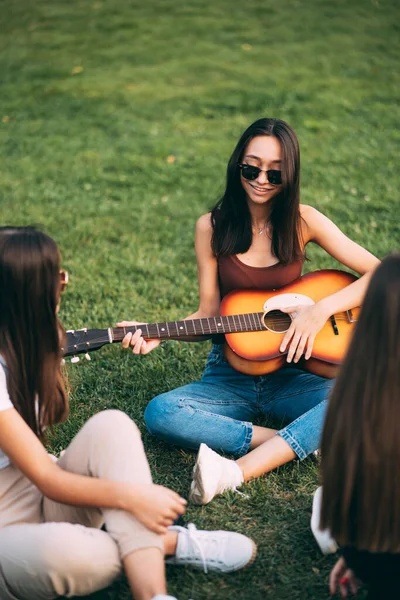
320, 253, 400, 552
0, 226, 68, 438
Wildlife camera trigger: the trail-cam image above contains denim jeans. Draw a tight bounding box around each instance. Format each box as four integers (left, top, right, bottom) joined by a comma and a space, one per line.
144, 344, 333, 459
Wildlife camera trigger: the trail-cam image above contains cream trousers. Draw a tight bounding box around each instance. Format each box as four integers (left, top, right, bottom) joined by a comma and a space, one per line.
0, 410, 163, 599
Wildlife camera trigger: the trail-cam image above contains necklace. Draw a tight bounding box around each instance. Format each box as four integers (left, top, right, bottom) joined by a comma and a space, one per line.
252, 221, 268, 236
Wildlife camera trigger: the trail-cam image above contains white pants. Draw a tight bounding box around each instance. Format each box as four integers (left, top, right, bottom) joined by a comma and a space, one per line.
0, 410, 163, 599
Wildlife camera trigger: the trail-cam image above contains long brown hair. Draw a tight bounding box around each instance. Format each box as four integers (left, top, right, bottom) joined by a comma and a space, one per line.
211, 118, 304, 264
0, 226, 68, 438
320, 254, 400, 552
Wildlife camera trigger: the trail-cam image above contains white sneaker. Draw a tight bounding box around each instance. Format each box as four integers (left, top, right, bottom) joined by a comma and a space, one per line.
310, 486, 338, 554
152, 597, 194, 600
189, 443, 244, 505
166, 523, 257, 573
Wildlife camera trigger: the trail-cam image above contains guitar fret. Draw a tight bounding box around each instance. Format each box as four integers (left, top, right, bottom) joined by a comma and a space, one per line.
233, 314, 238, 332
253, 312, 259, 330
213, 317, 219, 333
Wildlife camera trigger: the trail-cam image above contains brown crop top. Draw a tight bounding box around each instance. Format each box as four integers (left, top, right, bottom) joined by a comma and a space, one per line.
218, 254, 304, 298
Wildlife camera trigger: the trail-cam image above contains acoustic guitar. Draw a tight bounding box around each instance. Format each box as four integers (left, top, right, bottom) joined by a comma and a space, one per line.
64, 269, 359, 379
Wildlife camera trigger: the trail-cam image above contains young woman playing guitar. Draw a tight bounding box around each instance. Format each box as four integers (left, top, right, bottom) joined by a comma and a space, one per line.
120, 118, 379, 505
0, 227, 256, 600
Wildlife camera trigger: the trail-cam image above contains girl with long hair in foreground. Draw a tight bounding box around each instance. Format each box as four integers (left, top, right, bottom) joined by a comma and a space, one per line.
314, 254, 400, 599
0, 226, 256, 600
120, 118, 379, 504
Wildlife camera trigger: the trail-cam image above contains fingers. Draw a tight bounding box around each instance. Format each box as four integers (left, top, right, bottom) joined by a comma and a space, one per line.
167, 490, 187, 513
348, 571, 358, 595
154, 523, 169, 535
280, 322, 295, 353
121, 329, 143, 351
304, 335, 315, 360
329, 557, 346, 596
339, 570, 357, 598
286, 332, 302, 363
286, 332, 316, 363
120, 329, 161, 355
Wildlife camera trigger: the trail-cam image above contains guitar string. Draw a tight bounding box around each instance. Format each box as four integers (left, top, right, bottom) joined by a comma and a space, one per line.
67, 312, 356, 351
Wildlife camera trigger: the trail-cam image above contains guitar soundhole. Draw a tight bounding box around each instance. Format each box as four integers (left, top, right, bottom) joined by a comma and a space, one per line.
263, 310, 292, 333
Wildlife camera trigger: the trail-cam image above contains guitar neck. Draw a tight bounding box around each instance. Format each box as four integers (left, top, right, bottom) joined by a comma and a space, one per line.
111, 313, 265, 342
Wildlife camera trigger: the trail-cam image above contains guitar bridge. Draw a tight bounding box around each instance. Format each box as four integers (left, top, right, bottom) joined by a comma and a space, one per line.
346, 309, 356, 323
330, 315, 339, 335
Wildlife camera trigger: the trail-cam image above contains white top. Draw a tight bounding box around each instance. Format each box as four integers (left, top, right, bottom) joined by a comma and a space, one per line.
0, 359, 13, 469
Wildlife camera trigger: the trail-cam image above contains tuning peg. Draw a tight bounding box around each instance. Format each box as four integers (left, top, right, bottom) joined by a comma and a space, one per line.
71, 356, 80, 363
61, 358, 66, 365
85, 353, 91, 361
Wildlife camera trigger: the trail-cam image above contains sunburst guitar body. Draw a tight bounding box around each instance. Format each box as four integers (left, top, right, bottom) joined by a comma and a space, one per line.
220, 269, 360, 378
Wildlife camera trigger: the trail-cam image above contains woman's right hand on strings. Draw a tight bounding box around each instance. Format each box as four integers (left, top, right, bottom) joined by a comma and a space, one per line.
127, 483, 187, 534
117, 321, 161, 354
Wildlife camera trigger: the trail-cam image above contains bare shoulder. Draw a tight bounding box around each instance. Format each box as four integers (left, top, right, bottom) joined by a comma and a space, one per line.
300, 204, 323, 224
196, 212, 213, 234
195, 213, 213, 247
300, 205, 334, 241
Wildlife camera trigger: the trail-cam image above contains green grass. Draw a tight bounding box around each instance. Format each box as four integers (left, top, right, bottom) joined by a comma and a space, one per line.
1, 0, 399, 598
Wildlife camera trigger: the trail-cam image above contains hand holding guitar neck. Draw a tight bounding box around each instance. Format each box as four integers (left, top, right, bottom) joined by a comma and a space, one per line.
117, 321, 161, 355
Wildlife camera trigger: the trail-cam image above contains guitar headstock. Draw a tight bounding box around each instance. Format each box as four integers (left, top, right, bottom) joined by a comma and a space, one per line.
63, 328, 110, 358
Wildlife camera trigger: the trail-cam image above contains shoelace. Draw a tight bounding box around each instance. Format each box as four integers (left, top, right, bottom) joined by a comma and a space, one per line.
179, 523, 226, 574
186, 524, 209, 573
217, 464, 249, 499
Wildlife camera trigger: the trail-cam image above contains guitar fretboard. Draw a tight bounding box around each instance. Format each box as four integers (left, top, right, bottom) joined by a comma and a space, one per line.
111, 312, 265, 341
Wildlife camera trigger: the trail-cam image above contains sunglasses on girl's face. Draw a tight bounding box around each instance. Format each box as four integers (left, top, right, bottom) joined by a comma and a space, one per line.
60, 270, 69, 293
238, 163, 282, 185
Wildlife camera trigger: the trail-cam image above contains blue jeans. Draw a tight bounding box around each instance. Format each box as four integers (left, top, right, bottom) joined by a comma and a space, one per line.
144, 345, 333, 459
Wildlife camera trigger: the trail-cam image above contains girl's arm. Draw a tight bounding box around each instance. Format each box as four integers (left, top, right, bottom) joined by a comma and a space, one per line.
0, 408, 186, 533
302, 205, 380, 312
120, 213, 221, 352
280, 205, 380, 363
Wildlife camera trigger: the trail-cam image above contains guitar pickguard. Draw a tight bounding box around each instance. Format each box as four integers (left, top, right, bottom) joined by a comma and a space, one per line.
263, 292, 315, 312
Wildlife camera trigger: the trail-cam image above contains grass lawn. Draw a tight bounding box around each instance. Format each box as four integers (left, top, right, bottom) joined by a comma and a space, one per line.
1, 0, 399, 598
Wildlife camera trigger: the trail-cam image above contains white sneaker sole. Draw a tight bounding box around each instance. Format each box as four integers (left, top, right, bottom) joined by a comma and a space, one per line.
237, 538, 258, 572
189, 443, 212, 505
220, 537, 258, 573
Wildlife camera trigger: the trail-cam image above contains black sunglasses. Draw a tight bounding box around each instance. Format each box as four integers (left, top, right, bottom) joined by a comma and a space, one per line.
238, 163, 282, 185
